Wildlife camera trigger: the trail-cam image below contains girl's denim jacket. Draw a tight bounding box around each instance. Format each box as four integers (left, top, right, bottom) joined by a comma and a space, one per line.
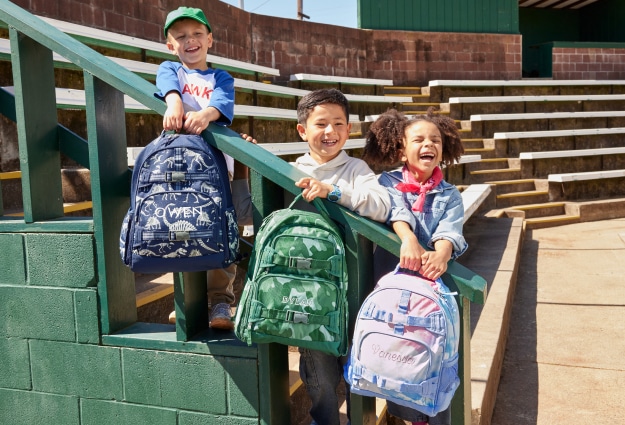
379, 169, 468, 260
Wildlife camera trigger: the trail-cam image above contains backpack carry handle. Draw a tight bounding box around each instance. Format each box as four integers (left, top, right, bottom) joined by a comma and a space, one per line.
392, 264, 458, 295
289, 192, 343, 236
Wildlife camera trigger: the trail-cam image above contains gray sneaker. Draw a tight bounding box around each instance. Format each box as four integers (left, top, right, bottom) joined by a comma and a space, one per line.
209, 303, 234, 331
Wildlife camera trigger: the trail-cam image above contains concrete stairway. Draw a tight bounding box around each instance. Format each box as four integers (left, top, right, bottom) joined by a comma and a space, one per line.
385, 85, 625, 229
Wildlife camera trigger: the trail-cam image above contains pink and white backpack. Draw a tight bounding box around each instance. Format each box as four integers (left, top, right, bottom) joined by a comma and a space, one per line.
344, 267, 461, 416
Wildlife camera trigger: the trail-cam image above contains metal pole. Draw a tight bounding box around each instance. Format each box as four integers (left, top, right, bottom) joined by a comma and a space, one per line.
239, 0, 244, 9
297, 0, 309, 20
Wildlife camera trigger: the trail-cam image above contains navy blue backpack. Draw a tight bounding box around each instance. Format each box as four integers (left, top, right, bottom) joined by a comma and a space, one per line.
119, 131, 239, 273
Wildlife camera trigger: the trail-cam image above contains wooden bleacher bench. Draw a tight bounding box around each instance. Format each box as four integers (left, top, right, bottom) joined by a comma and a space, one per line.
448, 94, 625, 104
548, 168, 625, 183
425, 79, 625, 102
36, 16, 280, 77
519, 146, 625, 160
1, 86, 361, 123
465, 111, 625, 138
444, 94, 625, 119
494, 127, 625, 140
428, 79, 625, 88
519, 147, 625, 178
1, 38, 411, 108
489, 127, 625, 157
470, 110, 625, 122
290, 73, 393, 87
547, 169, 625, 201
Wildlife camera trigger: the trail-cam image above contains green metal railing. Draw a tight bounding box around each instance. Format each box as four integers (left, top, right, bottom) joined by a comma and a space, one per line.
0, 1, 486, 424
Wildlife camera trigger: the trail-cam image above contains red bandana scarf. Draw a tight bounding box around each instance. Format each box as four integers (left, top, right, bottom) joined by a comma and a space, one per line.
395, 165, 443, 212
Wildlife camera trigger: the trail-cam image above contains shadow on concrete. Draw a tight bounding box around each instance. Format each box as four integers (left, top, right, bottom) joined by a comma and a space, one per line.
490, 233, 539, 425
461, 216, 516, 334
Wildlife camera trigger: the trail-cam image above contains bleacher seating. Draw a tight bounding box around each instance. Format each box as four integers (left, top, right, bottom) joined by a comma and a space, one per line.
36, 15, 281, 78
548, 169, 625, 201
489, 127, 625, 157
463, 111, 625, 138
520, 147, 625, 178
444, 94, 625, 120
425, 79, 625, 102
425, 79, 625, 224
290, 73, 393, 87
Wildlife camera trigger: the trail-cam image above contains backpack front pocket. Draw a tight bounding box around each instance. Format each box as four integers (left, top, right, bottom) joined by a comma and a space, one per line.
251, 274, 343, 342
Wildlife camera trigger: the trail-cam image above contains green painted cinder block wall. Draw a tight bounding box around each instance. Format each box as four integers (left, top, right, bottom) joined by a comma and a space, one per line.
0, 231, 260, 424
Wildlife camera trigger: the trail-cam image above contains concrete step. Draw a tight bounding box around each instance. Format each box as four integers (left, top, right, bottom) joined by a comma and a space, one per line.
135, 273, 175, 324
505, 202, 567, 219
401, 102, 441, 110
495, 189, 550, 208
464, 147, 496, 159
524, 213, 582, 230
383, 86, 423, 97
468, 168, 522, 183
461, 138, 486, 149
466, 158, 514, 172
488, 178, 541, 195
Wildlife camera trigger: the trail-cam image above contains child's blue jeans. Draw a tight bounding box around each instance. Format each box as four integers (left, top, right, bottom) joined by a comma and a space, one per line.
298, 342, 451, 425
387, 401, 451, 424
299, 347, 350, 425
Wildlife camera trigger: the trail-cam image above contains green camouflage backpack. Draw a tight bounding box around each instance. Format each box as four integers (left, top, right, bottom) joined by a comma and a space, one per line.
234, 194, 348, 356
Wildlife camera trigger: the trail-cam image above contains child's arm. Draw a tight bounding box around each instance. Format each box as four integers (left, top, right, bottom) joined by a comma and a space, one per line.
295, 177, 332, 202
392, 220, 426, 271
420, 239, 453, 280
156, 61, 185, 131
182, 107, 222, 134
163, 91, 185, 131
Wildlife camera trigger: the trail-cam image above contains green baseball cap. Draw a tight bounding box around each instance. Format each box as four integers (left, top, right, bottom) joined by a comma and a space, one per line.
164, 6, 212, 37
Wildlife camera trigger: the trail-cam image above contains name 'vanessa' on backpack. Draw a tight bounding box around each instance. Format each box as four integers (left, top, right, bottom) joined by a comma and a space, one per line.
119, 131, 239, 273
234, 194, 348, 356
344, 267, 460, 416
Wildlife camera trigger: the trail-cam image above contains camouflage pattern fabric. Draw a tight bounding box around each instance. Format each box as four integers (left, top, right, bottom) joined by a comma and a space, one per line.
120, 132, 239, 273
235, 200, 348, 356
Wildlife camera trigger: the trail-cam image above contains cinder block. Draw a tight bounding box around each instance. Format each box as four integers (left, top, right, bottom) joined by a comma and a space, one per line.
0, 337, 31, 389
222, 356, 260, 417
30, 340, 122, 399
0, 388, 79, 425
179, 411, 258, 425
81, 399, 177, 425
122, 348, 227, 414
25, 233, 96, 288
0, 234, 26, 284
74, 289, 100, 344
0, 286, 76, 341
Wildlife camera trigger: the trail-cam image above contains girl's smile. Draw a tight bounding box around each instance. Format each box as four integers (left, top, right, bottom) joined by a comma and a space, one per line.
402, 120, 443, 182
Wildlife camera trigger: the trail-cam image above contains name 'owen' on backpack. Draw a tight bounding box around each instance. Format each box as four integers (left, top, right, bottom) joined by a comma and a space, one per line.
119, 131, 239, 273
234, 194, 348, 356
344, 267, 461, 416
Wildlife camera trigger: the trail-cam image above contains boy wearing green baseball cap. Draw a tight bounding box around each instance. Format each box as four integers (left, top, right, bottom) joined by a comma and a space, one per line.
156, 6, 252, 331
156, 6, 231, 133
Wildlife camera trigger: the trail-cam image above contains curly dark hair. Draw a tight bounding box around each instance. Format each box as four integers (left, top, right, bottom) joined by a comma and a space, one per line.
363, 108, 464, 170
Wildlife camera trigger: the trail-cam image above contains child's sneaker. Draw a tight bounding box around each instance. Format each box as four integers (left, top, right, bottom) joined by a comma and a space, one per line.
209, 303, 234, 331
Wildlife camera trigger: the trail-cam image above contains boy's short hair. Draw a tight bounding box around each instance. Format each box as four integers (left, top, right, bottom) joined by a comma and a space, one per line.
297, 89, 350, 125
164, 6, 212, 37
